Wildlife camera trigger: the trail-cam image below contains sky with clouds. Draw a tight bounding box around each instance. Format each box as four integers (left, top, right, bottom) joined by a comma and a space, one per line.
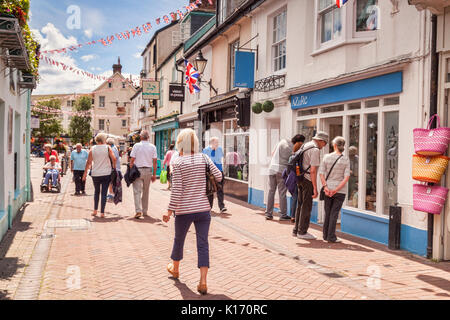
30, 0, 188, 94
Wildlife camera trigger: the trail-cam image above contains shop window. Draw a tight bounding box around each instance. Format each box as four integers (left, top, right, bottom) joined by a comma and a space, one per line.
365, 99, 379, 108
365, 113, 378, 212
347, 115, 360, 208
383, 96, 400, 106
272, 9, 287, 72
298, 119, 317, 142
318, 0, 342, 44
224, 134, 249, 182
356, 0, 378, 32
322, 104, 344, 113
383, 111, 399, 215
348, 102, 361, 110
298, 109, 318, 117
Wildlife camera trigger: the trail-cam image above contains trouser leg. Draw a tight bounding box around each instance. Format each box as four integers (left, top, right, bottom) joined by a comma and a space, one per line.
51, 170, 58, 186
265, 174, 277, 217
290, 188, 298, 218
44, 172, 51, 185
327, 194, 345, 242
323, 196, 333, 240
298, 180, 313, 235
193, 212, 211, 268
100, 176, 111, 213
171, 214, 194, 262
92, 177, 100, 211
276, 173, 287, 216
133, 177, 143, 213
293, 185, 302, 234
141, 169, 152, 215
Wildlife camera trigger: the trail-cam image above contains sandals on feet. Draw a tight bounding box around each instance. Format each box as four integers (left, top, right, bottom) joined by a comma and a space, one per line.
197, 283, 207, 295
167, 263, 179, 279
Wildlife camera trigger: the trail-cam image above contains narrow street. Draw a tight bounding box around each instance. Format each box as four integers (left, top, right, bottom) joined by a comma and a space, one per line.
0, 157, 448, 300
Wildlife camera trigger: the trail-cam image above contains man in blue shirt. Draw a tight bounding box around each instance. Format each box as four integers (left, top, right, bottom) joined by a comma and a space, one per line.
70, 143, 89, 196
203, 137, 227, 213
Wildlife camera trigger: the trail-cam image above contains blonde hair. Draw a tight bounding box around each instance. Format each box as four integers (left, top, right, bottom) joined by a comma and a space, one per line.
332, 136, 346, 153
95, 133, 107, 144
176, 129, 199, 155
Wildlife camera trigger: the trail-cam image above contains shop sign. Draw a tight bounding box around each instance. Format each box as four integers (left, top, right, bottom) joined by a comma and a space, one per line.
234, 51, 255, 88
142, 80, 160, 100
31, 116, 40, 129
169, 84, 185, 102
290, 72, 403, 109
180, 121, 195, 129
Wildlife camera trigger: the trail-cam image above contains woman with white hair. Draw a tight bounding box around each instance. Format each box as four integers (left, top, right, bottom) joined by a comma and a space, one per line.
163, 129, 222, 295
83, 133, 117, 218
319, 136, 350, 243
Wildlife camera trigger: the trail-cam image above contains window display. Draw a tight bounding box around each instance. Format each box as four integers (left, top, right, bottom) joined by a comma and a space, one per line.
383, 111, 399, 215
365, 113, 378, 212
348, 115, 360, 208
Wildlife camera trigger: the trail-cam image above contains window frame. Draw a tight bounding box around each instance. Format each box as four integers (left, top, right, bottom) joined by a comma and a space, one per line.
295, 95, 400, 218
272, 8, 287, 73
229, 39, 240, 91
316, 0, 343, 46
353, 0, 378, 38
99, 96, 105, 108
98, 119, 105, 131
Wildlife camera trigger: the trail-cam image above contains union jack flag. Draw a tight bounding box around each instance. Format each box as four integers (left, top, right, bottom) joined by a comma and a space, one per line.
185, 59, 201, 94
336, 0, 348, 8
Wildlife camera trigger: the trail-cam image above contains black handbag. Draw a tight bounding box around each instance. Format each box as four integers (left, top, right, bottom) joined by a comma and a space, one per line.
203, 154, 218, 196
320, 155, 343, 201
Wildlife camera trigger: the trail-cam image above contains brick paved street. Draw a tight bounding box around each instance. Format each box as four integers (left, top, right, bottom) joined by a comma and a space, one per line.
0, 158, 449, 300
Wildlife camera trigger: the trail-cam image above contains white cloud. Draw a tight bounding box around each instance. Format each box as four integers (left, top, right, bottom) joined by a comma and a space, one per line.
81, 54, 98, 62
133, 52, 141, 59
84, 29, 93, 38
90, 67, 102, 71
32, 23, 78, 51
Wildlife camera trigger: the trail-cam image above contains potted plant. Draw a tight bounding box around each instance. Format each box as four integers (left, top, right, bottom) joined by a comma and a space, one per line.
263, 100, 275, 113
252, 102, 263, 114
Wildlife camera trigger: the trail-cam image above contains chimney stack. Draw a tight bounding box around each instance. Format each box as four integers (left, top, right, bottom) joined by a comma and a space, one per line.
113, 57, 122, 74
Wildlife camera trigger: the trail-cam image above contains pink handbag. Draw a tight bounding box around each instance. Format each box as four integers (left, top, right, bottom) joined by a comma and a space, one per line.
413, 184, 449, 215
413, 114, 450, 156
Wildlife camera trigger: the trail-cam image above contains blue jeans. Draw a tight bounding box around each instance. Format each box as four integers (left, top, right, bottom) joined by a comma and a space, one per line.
92, 175, 111, 213
171, 211, 211, 268
44, 169, 59, 186
289, 187, 298, 218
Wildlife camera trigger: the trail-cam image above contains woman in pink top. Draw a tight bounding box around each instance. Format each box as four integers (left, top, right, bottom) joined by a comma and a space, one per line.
163, 129, 222, 295
163, 144, 175, 190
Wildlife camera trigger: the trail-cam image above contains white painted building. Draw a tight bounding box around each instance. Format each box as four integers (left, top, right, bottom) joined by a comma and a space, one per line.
247, 0, 436, 257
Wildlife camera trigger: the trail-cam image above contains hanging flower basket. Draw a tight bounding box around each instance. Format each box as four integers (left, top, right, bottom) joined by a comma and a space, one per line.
263, 101, 274, 113
139, 106, 146, 113
252, 102, 263, 114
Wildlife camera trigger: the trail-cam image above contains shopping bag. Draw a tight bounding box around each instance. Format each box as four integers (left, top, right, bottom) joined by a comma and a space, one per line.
160, 169, 168, 184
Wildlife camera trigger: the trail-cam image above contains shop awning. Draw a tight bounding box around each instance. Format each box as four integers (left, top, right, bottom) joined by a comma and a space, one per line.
152, 119, 179, 132
198, 96, 238, 113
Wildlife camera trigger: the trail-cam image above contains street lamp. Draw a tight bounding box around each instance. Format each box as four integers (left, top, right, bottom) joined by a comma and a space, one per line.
193, 50, 218, 95
106, 119, 110, 133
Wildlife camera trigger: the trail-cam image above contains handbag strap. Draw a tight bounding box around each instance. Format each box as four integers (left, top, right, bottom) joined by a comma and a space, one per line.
325, 155, 343, 181
202, 154, 210, 175
427, 114, 441, 130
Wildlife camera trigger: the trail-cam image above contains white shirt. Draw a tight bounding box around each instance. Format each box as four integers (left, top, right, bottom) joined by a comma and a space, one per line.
91, 145, 112, 177
130, 141, 157, 168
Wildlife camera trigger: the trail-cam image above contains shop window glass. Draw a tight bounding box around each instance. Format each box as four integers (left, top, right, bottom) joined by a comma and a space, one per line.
298, 119, 317, 142
356, 0, 378, 32
446, 58, 450, 83
297, 109, 318, 117
348, 115, 360, 208
365, 99, 379, 108
348, 102, 361, 110
383, 111, 399, 215
322, 104, 344, 113
320, 1, 342, 44
224, 134, 249, 182
384, 96, 400, 106
365, 113, 378, 212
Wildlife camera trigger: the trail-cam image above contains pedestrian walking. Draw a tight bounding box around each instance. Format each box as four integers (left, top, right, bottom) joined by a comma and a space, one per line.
43, 144, 59, 164
287, 135, 305, 221
163, 144, 175, 190
293, 131, 328, 239
163, 129, 222, 295
266, 135, 305, 221
106, 138, 122, 202
70, 143, 88, 196
82, 133, 117, 218
319, 137, 350, 243
203, 137, 227, 213
129, 130, 157, 219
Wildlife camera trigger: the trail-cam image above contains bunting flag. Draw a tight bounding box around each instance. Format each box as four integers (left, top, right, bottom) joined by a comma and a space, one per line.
184, 59, 200, 94
41, 0, 205, 54
336, 0, 348, 8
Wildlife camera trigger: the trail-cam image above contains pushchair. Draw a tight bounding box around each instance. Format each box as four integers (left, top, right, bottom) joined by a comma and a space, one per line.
40, 169, 61, 193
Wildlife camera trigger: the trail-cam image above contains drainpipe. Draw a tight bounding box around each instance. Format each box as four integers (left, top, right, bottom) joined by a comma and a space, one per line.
427, 14, 438, 259
26, 89, 31, 202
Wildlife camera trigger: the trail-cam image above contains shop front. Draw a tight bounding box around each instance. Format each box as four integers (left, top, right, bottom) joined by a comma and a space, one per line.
152, 117, 179, 176
289, 71, 429, 256
199, 96, 250, 202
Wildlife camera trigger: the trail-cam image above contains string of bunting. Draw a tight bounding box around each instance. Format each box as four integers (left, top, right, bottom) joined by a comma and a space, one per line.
40, 0, 211, 55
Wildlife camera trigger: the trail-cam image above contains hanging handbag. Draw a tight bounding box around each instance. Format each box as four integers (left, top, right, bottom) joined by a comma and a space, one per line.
203, 154, 218, 196
412, 154, 449, 183
413, 184, 449, 215
320, 155, 343, 201
413, 114, 450, 156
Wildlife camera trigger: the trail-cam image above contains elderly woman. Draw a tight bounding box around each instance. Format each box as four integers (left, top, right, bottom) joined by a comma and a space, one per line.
319, 136, 350, 243
163, 129, 222, 295
43, 155, 61, 188
43, 144, 59, 164
83, 133, 116, 218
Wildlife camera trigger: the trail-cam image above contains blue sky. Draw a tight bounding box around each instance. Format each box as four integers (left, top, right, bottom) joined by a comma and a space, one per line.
30, 0, 187, 94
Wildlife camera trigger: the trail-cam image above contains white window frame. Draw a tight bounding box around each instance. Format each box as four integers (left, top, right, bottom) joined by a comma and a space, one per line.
295, 95, 400, 220
98, 119, 105, 131
229, 39, 240, 91
353, 0, 378, 38
272, 8, 287, 73
315, 0, 344, 48
222, 118, 250, 184
99, 96, 105, 108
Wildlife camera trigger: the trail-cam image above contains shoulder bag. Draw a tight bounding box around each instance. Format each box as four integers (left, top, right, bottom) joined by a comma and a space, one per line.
202, 154, 218, 196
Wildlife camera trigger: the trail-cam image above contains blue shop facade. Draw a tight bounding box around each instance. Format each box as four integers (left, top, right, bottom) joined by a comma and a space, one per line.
248, 70, 429, 257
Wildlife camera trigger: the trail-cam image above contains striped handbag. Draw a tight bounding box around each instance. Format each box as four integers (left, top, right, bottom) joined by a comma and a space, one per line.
412, 155, 449, 183
413, 184, 449, 215
413, 114, 450, 156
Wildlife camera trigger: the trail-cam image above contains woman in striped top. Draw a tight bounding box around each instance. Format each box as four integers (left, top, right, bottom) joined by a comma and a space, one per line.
163, 129, 222, 295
